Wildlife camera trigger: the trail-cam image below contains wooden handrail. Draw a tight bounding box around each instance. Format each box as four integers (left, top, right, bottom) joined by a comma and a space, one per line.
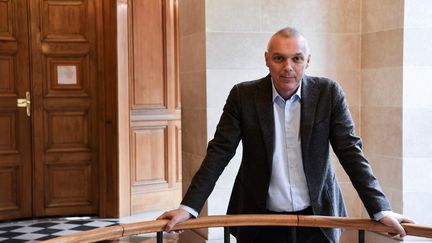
43, 215, 432, 243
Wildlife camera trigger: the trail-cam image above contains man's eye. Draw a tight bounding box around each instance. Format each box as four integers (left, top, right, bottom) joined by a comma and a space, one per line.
292, 56, 304, 63
273, 56, 284, 62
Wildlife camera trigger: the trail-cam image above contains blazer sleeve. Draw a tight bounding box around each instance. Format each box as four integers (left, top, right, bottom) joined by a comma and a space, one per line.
329, 82, 392, 217
180, 84, 243, 213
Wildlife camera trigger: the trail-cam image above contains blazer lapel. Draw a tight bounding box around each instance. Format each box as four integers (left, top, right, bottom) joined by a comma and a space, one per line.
255, 75, 275, 172
300, 76, 320, 157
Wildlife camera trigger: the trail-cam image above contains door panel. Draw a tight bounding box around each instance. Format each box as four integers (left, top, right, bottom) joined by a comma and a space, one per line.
127, 0, 182, 214
29, 0, 99, 216
0, 0, 32, 220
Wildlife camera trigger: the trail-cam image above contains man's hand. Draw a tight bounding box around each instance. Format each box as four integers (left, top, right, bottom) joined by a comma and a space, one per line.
379, 212, 416, 237
157, 208, 192, 233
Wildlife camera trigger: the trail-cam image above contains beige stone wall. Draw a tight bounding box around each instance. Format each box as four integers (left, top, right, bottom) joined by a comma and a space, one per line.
361, 0, 405, 216
179, 0, 209, 240
180, 1, 432, 242
361, 1, 404, 242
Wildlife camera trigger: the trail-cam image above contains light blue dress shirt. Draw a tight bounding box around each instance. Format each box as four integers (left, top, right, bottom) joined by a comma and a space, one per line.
266, 81, 311, 212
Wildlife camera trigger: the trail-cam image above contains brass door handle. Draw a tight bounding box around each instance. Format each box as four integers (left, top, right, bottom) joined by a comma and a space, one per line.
17, 91, 31, 117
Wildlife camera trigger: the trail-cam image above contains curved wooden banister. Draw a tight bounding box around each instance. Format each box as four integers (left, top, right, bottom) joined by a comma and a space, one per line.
43, 215, 432, 243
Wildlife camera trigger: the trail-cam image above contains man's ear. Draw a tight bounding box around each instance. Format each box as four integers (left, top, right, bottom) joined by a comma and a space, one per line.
264, 52, 270, 67
305, 54, 311, 69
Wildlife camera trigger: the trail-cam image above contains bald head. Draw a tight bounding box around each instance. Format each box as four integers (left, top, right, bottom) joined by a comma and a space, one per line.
264, 27, 311, 99
267, 27, 310, 55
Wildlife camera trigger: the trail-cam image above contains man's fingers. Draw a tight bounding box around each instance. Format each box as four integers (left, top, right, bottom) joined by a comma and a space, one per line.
156, 211, 169, 220
380, 213, 414, 237
166, 219, 175, 232
165, 216, 184, 232
398, 214, 416, 224
391, 212, 416, 237
403, 218, 416, 224
385, 219, 406, 237
160, 213, 177, 232
156, 209, 192, 232
393, 222, 406, 237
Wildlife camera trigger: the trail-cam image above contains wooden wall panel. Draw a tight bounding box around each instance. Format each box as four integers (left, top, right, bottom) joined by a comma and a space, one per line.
44, 110, 89, 152
45, 163, 92, 207
0, 167, 17, 210
124, 0, 181, 215
0, 113, 16, 152
0, 57, 14, 92
131, 0, 165, 108
0, 0, 12, 37
175, 121, 182, 183
165, 0, 180, 111
131, 189, 181, 213
41, 0, 87, 41
132, 126, 167, 184
0, 1, 16, 94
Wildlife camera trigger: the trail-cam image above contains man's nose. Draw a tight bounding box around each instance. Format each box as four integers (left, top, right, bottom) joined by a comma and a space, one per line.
283, 59, 294, 71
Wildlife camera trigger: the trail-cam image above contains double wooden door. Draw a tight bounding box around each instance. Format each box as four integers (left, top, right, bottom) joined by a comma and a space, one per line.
0, 0, 99, 220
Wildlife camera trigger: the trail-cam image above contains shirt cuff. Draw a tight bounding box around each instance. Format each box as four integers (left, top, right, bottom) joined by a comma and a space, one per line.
179, 204, 199, 218
373, 210, 393, 221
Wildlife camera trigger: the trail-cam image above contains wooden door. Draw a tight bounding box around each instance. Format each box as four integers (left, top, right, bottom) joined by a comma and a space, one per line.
0, 0, 100, 219
29, 0, 99, 216
0, 0, 32, 220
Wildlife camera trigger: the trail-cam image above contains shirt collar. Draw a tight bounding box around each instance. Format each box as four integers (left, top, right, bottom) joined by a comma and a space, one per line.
271, 78, 302, 103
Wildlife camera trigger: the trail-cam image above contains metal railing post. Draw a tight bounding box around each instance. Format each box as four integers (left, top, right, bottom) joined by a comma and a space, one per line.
157, 231, 163, 243
224, 226, 230, 243
358, 230, 365, 243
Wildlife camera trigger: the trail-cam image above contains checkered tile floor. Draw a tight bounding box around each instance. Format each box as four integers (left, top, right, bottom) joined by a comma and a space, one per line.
0, 217, 118, 242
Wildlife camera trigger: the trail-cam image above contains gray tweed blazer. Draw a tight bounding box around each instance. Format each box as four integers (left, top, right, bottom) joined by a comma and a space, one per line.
181, 74, 391, 243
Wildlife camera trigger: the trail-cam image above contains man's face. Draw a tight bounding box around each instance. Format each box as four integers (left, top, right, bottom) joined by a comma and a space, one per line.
265, 35, 310, 99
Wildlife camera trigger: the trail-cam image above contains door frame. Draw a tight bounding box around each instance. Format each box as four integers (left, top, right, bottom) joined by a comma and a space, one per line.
97, 0, 120, 218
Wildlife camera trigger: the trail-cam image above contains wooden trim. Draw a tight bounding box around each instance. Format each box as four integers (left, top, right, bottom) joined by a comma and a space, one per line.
116, 0, 131, 217
44, 215, 432, 243
97, 0, 120, 217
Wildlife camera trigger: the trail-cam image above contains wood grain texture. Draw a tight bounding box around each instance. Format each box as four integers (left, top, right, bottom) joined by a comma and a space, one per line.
123, 0, 181, 215
44, 215, 432, 243
0, 0, 32, 220
115, 0, 130, 217
29, 0, 99, 217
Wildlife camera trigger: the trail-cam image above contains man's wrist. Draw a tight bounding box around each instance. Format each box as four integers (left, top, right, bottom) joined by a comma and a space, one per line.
373, 210, 393, 221
179, 204, 199, 218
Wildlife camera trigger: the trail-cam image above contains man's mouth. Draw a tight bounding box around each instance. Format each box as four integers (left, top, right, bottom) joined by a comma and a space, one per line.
280, 75, 295, 79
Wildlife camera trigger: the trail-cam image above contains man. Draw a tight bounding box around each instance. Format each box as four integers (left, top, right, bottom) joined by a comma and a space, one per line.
158, 27, 414, 243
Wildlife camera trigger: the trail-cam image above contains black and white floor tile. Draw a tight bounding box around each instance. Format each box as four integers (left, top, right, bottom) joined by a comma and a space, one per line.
0, 217, 119, 242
